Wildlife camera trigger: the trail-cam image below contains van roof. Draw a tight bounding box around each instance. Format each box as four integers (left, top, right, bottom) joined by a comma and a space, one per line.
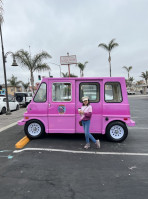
42, 77, 125, 81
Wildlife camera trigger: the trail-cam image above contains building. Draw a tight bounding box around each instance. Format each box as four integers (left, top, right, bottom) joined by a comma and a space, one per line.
1, 84, 22, 96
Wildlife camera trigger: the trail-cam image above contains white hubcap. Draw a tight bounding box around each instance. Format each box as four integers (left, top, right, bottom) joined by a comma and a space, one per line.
28, 123, 41, 136
110, 125, 124, 139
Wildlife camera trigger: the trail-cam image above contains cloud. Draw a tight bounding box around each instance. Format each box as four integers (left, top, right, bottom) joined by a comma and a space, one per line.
0, 0, 148, 85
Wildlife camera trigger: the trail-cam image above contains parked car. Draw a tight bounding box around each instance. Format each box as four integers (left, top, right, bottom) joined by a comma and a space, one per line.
127, 90, 135, 95
18, 77, 135, 142
0, 96, 19, 114
15, 92, 33, 107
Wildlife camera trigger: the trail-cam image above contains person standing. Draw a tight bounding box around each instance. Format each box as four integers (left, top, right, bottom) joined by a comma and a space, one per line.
78, 96, 100, 149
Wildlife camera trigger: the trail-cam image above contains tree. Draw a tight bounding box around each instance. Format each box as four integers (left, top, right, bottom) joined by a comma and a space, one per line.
22, 82, 30, 92
15, 49, 51, 93
7, 75, 22, 95
62, 72, 78, 77
122, 66, 132, 80
98, 38, 119, 77
140, 71, 148, 85
129, 76, 134, 83
76, 61, 88, 77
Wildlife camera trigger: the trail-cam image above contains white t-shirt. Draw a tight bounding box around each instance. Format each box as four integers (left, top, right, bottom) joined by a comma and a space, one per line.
80, 105, 92, 120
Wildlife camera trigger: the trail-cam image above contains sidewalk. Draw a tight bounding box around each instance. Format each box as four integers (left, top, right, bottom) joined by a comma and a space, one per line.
0, 108, 26, 132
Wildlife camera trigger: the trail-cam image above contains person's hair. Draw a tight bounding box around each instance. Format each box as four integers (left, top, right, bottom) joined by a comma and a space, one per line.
82, 99, 90, 106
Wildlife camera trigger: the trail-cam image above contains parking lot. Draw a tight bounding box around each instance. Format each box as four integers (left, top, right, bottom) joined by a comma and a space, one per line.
0, 95, 148, 199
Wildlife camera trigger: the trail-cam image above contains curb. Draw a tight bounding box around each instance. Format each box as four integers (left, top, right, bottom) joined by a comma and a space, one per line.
15, 136, 30, 149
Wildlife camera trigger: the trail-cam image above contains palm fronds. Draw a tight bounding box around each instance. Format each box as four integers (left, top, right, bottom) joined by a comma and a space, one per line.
62, 72, 77, 77
76, 61, 88, 77
7, 75, 22, 87
98, 38, 119, 77
15, 49, 52, 93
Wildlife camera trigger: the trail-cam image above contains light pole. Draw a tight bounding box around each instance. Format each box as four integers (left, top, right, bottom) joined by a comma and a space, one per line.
48, 62, 62, 77
0, 24, 18, 115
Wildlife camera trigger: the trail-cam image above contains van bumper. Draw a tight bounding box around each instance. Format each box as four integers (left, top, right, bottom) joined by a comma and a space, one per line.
18, 119, 26, 126
126, 119, 135, 127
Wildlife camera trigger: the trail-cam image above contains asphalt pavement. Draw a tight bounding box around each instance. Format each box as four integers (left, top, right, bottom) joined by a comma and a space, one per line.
0, 95, 148, 199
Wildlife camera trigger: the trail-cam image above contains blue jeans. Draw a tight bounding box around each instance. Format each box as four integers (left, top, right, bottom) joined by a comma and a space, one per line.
82, 120, 96, 144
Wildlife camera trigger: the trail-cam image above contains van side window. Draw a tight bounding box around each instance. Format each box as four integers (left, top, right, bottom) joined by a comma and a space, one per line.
105, 82, 122, 103
34, 83, 47, 102
52, 83, 71, 102
79, 82, 100, 102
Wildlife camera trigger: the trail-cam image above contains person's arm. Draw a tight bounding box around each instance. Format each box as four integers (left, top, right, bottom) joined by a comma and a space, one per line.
83, 105, 92, 119
78, 107, 83, 115
84, 112, 92, 117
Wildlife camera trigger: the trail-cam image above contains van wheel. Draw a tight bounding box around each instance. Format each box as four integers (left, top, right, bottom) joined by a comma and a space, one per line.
24, 120, 45, 139
106, 121, 128, 142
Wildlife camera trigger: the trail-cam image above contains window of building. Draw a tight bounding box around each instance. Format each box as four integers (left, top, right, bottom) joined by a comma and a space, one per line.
52, 83, 71, 102
105, 82, 122, 103
79, 82, 100, 102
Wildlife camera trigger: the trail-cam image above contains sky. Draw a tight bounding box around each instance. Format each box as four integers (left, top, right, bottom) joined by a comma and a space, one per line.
0, 0, 148, 84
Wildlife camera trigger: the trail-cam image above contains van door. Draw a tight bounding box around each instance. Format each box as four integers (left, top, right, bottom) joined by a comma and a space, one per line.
76, 80, 102, 133
48, 79, 75, 133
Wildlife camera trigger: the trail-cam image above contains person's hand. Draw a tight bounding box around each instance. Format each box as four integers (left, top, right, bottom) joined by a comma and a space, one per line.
79, 110, 84, 114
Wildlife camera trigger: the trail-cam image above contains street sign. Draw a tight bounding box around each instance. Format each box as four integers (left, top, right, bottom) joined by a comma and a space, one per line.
60, 55, 77, 65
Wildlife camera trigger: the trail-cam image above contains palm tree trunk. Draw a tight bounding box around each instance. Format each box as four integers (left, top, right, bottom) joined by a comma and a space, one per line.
30, 71, 34, 93
82, 70, 84, 77
128, 72, 129, 80
13, 87, 15, 96
108, 53, 111, 77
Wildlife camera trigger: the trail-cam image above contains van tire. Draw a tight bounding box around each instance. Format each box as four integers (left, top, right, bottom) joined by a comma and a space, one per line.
106, 121, 128, 142
24, 120, 45, 139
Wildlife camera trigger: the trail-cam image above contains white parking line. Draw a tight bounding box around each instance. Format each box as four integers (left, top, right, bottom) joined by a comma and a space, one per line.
128, 95, 148, 97
13, 148, 148, 156
129, 127, 148, 130
0, 122, 17, 133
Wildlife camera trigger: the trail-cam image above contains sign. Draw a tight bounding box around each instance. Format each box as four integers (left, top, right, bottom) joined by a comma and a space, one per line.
58, 105, 66, 114
60, 55, 77, 65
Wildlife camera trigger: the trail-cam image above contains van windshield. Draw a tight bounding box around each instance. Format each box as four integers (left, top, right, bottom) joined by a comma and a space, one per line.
34, 83, 47, 102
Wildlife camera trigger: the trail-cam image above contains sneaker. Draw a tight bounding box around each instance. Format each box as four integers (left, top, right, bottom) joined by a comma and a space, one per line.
84, 143, 90, 149
95, 140, 100, 148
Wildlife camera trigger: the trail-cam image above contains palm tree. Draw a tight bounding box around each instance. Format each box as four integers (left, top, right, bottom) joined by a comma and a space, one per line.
76, 61, 88, 77
122, 66, 132, 79
98, 39, 119, 77
22, 82, 30, 92
15, 49, 51, 93
62, 72, 78, 77
140, 71, 148, 85
7, 75, 22, 95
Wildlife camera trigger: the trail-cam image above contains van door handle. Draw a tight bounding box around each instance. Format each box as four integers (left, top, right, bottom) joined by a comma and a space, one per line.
49, 103, 51, 107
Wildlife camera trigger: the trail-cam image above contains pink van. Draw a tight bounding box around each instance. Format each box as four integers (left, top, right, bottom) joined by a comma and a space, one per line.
18, 77, 135, 142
